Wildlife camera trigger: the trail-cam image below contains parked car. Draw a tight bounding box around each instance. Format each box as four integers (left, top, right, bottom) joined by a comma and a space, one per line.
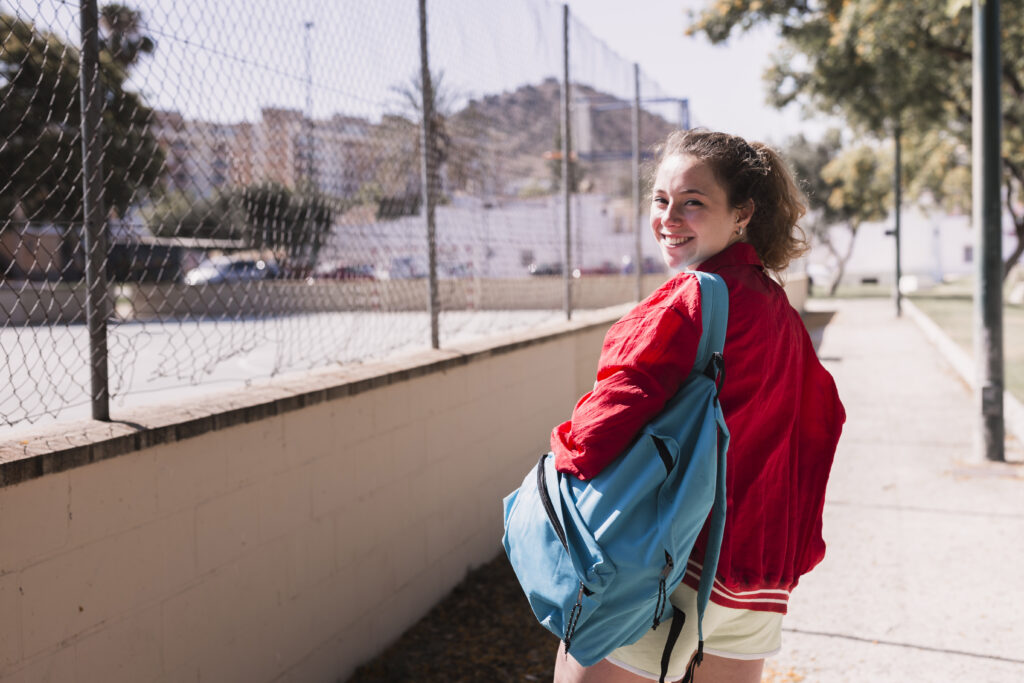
527, 262, 562, 276
382, 257, 427, 279
310, 262, 377, 281
182, 255, 280, 285
622, 256, 666, 275
571, 261, 620, 278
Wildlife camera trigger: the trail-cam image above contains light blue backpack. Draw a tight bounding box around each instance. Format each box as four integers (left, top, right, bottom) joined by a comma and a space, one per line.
502, 272, 729, 683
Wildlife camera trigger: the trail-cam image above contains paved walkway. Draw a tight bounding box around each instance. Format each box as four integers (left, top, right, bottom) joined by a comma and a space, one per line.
764, 298, 1024, 682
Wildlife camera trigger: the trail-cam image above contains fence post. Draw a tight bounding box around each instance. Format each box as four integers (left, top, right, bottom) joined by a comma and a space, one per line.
79, 0, 110, 421
561, 3, 572, 320
418, 0, 440, 348
632, 63, 642, 302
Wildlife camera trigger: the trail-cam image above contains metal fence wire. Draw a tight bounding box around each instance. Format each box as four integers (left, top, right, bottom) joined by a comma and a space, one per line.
0, 0, 686, 434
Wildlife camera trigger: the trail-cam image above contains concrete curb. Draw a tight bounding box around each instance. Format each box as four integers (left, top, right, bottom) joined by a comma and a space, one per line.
904, 297, 1024, 447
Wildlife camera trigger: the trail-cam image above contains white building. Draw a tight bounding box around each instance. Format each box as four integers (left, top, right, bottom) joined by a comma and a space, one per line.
808, 205, 1020, 289
321, 193, 663, 280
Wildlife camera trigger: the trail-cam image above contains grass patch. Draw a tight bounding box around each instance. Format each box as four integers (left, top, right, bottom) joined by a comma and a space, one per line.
809, 276, 1024, 403
809, 282, 892, 299
907, 281, 1024, 404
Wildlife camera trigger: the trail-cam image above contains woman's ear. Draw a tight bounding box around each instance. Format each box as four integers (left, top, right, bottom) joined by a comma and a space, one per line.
735, 199, 755, 229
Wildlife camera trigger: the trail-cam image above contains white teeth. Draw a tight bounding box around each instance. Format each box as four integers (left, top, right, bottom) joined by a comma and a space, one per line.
662, 235, 692, 246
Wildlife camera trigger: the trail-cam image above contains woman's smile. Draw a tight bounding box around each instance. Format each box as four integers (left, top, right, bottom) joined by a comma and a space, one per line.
650, 155, 748, 271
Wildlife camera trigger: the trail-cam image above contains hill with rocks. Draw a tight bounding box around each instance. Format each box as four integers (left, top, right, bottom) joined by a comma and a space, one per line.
446, 77, 678, 197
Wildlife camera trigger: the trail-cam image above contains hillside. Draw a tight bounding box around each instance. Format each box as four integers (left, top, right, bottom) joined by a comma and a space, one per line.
447, 77, 678, 197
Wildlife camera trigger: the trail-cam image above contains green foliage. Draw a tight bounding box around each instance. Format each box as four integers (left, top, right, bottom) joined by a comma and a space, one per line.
99, 3, 155, 72
0, 9, 164, 223
145, 190, 248, 242
781, 129, 892, 231
243, 183, 334, 266
901, 129, 972, 215
688, 0, 1024, 275
782, 130, 843, 224
690, 0, 965, 133
146, 184, 337, 268
820, 144, 893, 229
782, 131, 891, 294
549, 127, 586, 193
389, 69, 453, 171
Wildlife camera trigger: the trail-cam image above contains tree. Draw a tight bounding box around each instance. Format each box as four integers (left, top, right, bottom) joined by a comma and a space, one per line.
99, 4, 155, 72
689, 0, 1024, 278
447, 100, 511, 198
783, 132, 892, 294
145, 189, 248, 242
146, 184, 336, 274
361, 114, 424, 217
548, 126, 586, 194
0, 9, 164, 225
390, 68, 455, 169
818, 144, 894, 294
242, 183, 334, 274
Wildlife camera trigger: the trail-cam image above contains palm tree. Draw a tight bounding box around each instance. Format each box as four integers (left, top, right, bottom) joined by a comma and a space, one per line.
99, 3, 155, 72
389, 69, 456, 170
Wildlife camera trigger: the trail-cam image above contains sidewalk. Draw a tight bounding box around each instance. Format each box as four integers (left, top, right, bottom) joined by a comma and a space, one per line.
764, 298, 1024, 682
346, 296, 1024, 682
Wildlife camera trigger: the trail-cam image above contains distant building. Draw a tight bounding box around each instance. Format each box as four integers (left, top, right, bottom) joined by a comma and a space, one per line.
809, 206, 1020, 289
321, 193, 662, 280
151, 108, 378, 200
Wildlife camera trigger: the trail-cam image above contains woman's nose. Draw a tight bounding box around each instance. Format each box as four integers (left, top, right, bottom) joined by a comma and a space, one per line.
662, 202, 681, 225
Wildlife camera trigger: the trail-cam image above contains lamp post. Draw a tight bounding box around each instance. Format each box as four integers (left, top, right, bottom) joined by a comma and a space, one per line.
973, 0, 1005, 462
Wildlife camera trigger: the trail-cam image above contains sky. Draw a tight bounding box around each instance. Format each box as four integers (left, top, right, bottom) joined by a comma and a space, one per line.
20, 0, 834, 144
561, 0, 833, 144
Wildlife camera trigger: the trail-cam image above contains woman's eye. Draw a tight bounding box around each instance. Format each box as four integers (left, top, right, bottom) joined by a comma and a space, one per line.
684, 199, 703, 207
652, 196, 668, 205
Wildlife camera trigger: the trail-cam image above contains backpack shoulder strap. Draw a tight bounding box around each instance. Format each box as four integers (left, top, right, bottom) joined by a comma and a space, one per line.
689, 270, 729, 648
690, 271, 728, 371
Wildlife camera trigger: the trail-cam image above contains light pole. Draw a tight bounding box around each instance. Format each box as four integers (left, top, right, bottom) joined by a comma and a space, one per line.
303, 21, 315, 186
973, 0, 1005, 462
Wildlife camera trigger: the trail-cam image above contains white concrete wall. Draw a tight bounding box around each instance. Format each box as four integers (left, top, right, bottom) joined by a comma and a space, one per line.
0, 312, 615, 683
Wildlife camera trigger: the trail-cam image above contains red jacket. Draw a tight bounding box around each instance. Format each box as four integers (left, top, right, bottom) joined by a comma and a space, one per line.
551, 243, 845, 613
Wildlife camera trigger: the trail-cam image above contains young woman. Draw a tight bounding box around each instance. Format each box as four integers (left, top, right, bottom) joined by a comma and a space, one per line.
551, 130, 845, 683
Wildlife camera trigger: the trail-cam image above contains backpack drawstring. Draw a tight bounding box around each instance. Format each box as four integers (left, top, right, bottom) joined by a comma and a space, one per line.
680, 640, 704, 683
563, 582, 587, 656
652, 551, 674, 629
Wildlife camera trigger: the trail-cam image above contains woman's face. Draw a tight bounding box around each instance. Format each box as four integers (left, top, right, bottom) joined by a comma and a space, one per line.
650, 154, 750, 271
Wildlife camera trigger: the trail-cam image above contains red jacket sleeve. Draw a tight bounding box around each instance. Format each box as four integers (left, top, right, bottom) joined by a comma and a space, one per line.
551, 277, 703, 480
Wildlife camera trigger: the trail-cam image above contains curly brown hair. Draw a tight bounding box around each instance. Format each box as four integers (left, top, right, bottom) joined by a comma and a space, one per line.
651, 129, 809, 274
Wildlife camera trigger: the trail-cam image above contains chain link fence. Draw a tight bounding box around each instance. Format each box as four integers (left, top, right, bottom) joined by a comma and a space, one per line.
0, 0, 686, 434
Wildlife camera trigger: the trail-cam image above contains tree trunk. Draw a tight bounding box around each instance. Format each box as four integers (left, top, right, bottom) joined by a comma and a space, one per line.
827, 224, 859, 296
1004, 222, 1024, 281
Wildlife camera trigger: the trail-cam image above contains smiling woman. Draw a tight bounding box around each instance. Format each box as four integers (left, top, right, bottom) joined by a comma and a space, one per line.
650, 154, 751, 271
650, 129, 808, 275
549, 129, 844, 683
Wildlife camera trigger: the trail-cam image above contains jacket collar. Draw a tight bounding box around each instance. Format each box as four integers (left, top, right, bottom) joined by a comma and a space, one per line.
694, 242, 763, 274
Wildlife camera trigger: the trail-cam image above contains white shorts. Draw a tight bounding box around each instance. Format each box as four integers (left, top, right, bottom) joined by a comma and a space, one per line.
604, 582, 784, 681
